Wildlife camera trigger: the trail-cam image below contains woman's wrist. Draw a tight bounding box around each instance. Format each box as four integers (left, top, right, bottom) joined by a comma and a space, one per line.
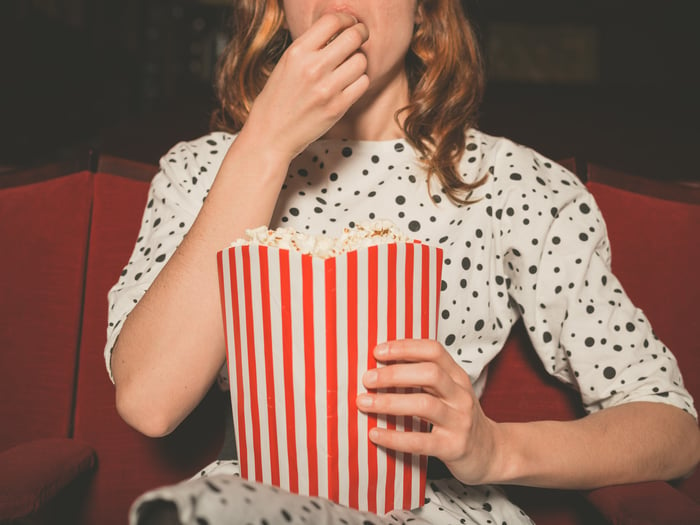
223, 126, 294, 184
485, 420, 531, 485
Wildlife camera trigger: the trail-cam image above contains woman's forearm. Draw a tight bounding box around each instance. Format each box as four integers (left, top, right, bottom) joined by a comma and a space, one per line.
490, 401, 700, 489
112, 131, 291, 437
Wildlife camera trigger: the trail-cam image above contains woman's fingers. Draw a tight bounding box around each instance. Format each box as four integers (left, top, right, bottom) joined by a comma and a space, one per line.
327, 50, 368, 101
370, 340, 473, 391
368, 426, 435, 457
363, 361, 459, 400
357, 391, 454, 425
321, 21, 369, 64
298, 12, 363, 51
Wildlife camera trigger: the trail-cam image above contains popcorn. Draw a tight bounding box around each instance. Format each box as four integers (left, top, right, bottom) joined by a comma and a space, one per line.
231, 219, 411, 258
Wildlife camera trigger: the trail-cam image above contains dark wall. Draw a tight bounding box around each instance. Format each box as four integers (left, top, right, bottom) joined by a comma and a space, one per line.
1, 0, 698, 180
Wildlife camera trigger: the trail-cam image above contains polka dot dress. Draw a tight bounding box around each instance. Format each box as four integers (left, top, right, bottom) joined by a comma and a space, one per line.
106, 130, 696, 525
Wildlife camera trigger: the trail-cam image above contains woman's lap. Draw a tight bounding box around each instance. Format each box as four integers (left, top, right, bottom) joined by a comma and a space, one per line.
130, 461, 533, 525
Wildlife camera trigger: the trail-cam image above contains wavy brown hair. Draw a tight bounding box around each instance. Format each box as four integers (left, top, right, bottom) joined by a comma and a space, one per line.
211, 0, 486, 204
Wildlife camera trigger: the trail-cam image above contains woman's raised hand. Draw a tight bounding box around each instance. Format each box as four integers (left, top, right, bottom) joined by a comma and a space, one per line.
243, 13, 370, 162
356, 340, 505, 486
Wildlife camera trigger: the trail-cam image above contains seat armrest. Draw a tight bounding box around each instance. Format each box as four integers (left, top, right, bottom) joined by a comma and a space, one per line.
584, 481, 700, 525
0, 438, 96, 520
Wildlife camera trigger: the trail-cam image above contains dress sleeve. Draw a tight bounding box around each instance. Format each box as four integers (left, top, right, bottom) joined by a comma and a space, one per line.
495, 148, 697, 420
103, 139, 215, 382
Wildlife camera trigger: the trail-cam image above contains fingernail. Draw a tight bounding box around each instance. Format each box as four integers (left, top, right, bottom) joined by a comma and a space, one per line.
356, 394, 372, 408
368, 428, 379, 441
364, 369, 377, 385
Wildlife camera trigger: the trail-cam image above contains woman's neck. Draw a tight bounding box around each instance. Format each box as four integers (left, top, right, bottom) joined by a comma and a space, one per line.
324, 71, 410, 141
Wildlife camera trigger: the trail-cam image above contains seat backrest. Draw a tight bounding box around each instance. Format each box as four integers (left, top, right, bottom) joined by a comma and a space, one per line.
72, 167, 225, 525
0, 172, 93, 450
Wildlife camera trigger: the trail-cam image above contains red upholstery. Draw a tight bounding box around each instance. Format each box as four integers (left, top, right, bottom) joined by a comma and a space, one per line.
0, 438, 95, 520
71, 172, 226, 525
585, 481, 700, 525
0, 172, 92, 450
481, 320, 584, 423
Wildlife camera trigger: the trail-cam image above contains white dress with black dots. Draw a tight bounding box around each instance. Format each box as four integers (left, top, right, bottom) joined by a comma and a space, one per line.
105, 130, 696, 525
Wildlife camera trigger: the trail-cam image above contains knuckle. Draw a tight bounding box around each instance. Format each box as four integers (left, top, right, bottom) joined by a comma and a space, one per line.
423, 363, 442, 385
461, 392, 475, 411
415, 393, 435, 414
305, 62, 323, 82
285, 43, 304, 63
357, 52, 368, 69
348, 52, 367, 72
346, 27, 365, 48
326, 98, 347, 119
321, 13, 344, 36
428, 340, 445, 359
380, 366, 397, 385
313, 82, 333, 102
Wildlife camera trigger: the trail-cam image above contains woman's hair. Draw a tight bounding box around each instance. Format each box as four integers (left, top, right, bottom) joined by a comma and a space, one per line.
211, 0, 486, 204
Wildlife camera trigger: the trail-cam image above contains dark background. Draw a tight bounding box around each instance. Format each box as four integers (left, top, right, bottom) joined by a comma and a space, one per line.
1, 0, 698, 180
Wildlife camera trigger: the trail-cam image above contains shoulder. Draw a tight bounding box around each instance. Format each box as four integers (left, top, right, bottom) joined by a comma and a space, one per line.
463, 129, 587, 206
142, 132, 237, 216
158, 131, 236, 186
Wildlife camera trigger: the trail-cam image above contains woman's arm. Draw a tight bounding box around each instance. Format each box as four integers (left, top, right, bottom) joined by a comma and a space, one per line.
112, 133, 291, 438
112, 13, 370, 437
357, 340, 700, 489
495, 400, 699, 489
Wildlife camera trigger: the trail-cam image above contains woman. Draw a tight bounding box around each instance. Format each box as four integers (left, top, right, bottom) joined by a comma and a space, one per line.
106, 1, 699, 524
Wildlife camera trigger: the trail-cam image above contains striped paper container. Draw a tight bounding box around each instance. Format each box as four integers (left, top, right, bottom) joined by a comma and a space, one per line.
217, 241, 443, 514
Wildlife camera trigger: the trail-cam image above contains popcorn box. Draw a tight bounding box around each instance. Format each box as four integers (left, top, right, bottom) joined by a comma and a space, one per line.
217, 241, 443, 514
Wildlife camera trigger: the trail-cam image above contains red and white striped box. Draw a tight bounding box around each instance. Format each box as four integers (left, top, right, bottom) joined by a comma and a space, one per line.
217, 241, 443, 514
